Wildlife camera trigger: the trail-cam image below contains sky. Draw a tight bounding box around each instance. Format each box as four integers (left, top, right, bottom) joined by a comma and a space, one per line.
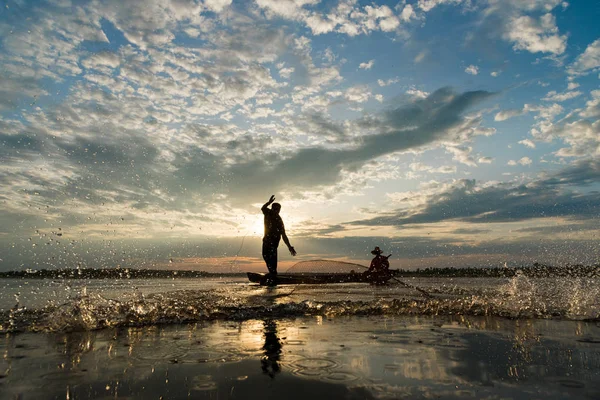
0, 0, 599, 272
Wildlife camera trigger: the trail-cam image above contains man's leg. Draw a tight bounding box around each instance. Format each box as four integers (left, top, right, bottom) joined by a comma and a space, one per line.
262, 241, 278, 275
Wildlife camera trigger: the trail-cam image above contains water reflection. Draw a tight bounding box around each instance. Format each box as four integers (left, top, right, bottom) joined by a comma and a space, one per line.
0, 316, 598, 399
261, 319, 282, 378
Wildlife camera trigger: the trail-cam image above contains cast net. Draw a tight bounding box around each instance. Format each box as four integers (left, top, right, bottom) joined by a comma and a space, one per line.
286, 259, 368, 273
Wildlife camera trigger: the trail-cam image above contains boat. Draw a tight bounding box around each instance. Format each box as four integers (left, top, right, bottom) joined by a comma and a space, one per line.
246, 271, 393, 285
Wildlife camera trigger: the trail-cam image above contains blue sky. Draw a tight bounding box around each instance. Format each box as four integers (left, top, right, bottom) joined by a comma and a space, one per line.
0, 0, 599, 272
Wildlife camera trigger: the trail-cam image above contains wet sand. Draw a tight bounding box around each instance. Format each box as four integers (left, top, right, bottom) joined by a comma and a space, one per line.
1, 315, 599, 399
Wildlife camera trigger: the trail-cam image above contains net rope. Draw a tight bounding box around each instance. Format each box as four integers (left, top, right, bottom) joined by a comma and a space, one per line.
286, 259, 368, 273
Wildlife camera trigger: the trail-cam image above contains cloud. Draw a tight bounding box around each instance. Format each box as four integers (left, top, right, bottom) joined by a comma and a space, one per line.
467, 1, 567, 57
446, 146, 476, 166
465, 65, 479, 75
494, 109, 524, 121
504, 13, 567, 55
221, 87, 495, 199
490, 71, 500, 77
518, 139, 536, 148
347, 159, 600, 227
524, 91, 599, 158
400, 4, 416, 22
567, 39, 600, 76
377, 78, 399, 87
359, 60, 375, 70
417, 0, 463, 13
409, 162, 457, 174
507, 157, 532, 166
542, 90, 582, 102
406, 87, 429, 99
0, 85, 495, 240
258, 0, 405, 37
279, 67, 295, 78
414, 50, 427, 63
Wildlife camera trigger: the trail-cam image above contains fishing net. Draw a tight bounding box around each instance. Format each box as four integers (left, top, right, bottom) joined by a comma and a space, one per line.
286, 259, 368, 274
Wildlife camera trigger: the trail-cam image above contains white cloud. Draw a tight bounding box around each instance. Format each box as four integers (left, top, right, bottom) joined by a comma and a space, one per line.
478, 156, 493, 164
567, 39, 600, 76
465, 65, 479, 75
579, 90, 600, 119
81, 52, 121, 70
359, 60, 375, 70
446, 145, 476, 166
409, 162, 457, 174
406, 87, 429, 99
377, 77, 399, 86
504, 13, 567, 55
508, 157, 532, 166
255, 0, 317, 19
495, 109, 523, 121
400, 4, 416, 22
417, 0, 463, 13
553, 119, 600, 158
490, 71, 500, 77
542, 90, 582, 102
414, 50, 427, 63
260, 0, 405, 37
203, 0, 233, 13
519, 139, 536, 148
279, 67, 295, 79
344, 86, 373, 103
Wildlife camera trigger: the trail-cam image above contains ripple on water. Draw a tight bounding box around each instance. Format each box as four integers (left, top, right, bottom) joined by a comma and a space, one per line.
183, 349, 240, 363
190, 375, 217, 391
284, 339, 306, 345
556, 379, 586, 389
321, 371, 359, 383
291, 357, 339, 378
131, 344, 189, 363
292, 357, 338, 370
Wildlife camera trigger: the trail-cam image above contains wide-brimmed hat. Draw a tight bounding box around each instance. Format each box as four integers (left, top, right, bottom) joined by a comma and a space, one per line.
371, 246, 382, 255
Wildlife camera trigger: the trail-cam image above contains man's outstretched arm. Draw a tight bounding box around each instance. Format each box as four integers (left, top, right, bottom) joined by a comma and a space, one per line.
281, 232, 297, 256
261, 195, 275, 213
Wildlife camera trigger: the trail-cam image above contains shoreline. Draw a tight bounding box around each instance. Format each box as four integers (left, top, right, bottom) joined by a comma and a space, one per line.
0, 262, 598, 279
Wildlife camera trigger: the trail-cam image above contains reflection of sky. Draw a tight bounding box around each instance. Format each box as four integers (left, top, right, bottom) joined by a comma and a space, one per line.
2, 315, 598, 399
1, 1, 599, 271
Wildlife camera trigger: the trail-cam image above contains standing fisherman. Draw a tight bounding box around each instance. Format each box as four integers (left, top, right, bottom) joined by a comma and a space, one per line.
261, 195, 296, 281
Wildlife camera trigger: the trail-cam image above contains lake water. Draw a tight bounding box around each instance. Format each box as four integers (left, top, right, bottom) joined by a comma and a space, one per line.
0, 275, 599, 399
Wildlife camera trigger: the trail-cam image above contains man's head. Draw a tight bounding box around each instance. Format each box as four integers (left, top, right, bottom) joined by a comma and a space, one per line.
272, 203, 281, 214
371, 246, 382, 255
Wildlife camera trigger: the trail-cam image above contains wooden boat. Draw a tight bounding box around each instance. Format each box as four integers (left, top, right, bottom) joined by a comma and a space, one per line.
246, 272, 393, 285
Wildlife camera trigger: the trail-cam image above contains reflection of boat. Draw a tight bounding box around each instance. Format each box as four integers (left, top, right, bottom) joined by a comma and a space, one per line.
247, 272, 392, 285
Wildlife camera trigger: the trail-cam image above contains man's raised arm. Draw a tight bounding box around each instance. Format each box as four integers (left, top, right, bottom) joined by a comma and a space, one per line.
261, 195, 275, 213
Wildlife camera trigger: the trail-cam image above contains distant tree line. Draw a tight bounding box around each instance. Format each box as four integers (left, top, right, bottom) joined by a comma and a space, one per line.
0, 262, 597, 279
392, 263, 600, 278
0, 268, 243, 279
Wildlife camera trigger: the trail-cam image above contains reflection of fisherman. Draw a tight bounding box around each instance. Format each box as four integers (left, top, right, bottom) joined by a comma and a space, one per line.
261, 195, 296, 279
364, 246, 391, 283
261, 320, 282, 378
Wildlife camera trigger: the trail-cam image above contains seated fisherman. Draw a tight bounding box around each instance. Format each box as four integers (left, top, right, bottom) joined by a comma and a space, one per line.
365, 246, 391, 282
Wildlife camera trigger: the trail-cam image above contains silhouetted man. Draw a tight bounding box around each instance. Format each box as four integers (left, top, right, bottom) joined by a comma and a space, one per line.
364, 246, 391, 283
261, 195, 296, 277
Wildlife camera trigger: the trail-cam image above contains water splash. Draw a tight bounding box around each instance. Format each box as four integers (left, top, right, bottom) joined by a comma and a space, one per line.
1, 276, 598, 333
493, 272, 600, 320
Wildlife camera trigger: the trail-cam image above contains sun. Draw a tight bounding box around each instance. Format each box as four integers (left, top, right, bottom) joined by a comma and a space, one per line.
250, 216, 264, 237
